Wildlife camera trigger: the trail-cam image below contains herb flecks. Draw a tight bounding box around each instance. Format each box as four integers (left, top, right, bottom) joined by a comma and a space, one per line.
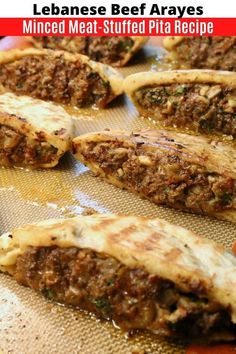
41, 288, 55, 299
221, 193, 232, 206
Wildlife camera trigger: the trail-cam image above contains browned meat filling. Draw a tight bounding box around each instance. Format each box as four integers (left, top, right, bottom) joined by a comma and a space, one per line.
135, 84, 236, 137
79, 140, 236, 215
174, 37, 236, 71
33, 37, 87, 54
0, 125, 58, 166
0, 54, 112, 108
87, 37, 134, 65
14, 246, 235, 341
32, 36, 135, 66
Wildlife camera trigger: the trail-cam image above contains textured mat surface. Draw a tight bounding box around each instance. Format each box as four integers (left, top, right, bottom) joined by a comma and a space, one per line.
0, 41, 235, 354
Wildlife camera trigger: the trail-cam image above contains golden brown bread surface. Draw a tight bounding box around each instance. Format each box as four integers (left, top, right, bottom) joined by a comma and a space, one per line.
73, 129, 236, 221
0, 92, 73, 168
0, 213, 236, 327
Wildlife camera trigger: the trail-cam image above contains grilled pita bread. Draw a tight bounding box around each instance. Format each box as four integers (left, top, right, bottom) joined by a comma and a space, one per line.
0, 213, 235, 341
0, 48, 123, 108
124, 70, 236, 138
28, 36, 149, 67
163, 36, 236, 71
0, 92, 73, 168
73, 129, 236, 222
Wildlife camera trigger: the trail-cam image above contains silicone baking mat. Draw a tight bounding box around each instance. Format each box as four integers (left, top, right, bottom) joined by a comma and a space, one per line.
0, 39, 235, 354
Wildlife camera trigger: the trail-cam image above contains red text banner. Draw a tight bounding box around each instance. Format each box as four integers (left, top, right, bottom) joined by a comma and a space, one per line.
0, 18, 235, 36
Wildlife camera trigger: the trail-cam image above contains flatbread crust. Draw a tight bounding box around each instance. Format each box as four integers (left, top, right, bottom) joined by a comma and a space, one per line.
0, 213, 236, 324
0, 92, 74, 167
123, 70, 236, 131
0, 48, 123, 101
163, 36, 236, 74
124, 69, 236, 95
27, 36, 149, 67
73, 129, 236, 222
163, 36, 185, 51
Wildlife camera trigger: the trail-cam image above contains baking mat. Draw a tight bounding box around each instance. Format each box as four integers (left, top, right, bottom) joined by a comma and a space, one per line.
0, 39, 235, 354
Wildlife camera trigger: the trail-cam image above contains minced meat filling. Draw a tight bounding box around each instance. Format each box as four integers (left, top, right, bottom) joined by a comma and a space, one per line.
0, 55, 111, 108
81, 140, 236, 215
135, 84, 236, 136
33, 36, 135, 65
14, 246, 235, 340
33, 37, 87, 54
87, 37, 134, 65
174, 36, 236, 71
0, 125, 58, 166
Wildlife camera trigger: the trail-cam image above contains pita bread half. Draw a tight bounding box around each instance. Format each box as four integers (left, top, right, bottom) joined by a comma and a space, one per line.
73, 129, 236, 222
163, 36, 236, 72
123, 70, 236, 137
0, 92, 73, 168
0, 48, 123, 108
0, 213, 235, 340
28, 36, 149, 67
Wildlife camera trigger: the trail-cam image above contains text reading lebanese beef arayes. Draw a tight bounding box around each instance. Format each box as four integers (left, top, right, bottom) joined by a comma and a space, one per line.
33, 3, 204, 18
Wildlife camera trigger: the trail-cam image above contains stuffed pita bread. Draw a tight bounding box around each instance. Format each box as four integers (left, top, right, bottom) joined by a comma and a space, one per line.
0, 213, 235, 342
124, 70, 236, 138
73, 129, 236, 222
0, 92, 73, 168
0, 48, 123, 108
28, 36, 149, 67
163, 36, 236, 71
